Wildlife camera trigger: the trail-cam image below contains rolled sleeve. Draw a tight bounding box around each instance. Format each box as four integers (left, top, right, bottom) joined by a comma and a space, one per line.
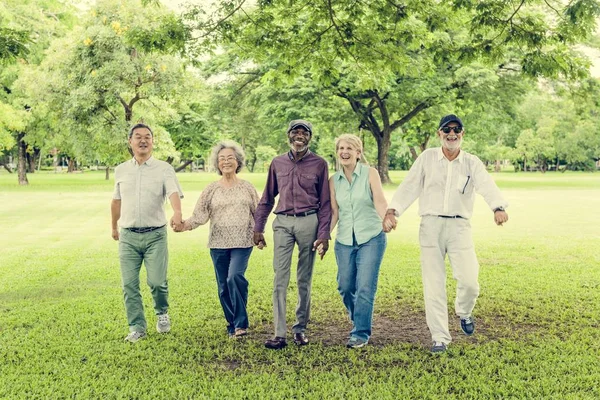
112, 182, 121, 200
164, 167, 184, 199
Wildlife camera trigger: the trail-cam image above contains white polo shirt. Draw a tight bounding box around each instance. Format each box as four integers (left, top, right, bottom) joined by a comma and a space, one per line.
388, 148, 507, 219
113, 157, 184, 228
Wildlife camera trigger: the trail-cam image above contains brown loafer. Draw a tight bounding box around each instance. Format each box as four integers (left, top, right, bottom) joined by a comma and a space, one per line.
293, 332, 309, 346
265, 336, 287, 350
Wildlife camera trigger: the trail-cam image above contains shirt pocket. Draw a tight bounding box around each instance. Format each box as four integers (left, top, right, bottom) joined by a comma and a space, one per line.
144, 179, 165, 198
276, 170, 291, 191
299, 173, 317, 192
118, 174, 137, 198
456, 174, 472, 195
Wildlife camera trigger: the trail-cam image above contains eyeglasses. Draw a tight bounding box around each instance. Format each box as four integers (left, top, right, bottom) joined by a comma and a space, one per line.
441, 126, 463, 134
218, 156, 236, 162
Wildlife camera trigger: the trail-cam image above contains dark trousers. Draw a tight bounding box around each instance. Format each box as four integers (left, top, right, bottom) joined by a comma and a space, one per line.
210, 247, 252, 333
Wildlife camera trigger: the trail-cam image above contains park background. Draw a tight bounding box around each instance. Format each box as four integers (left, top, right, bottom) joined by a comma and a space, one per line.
1, 0, 600, 398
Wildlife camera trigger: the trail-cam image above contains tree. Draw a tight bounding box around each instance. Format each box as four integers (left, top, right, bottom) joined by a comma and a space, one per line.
1, 0, 77, 184
186, 0, 599, 182
18, 0, 195, 180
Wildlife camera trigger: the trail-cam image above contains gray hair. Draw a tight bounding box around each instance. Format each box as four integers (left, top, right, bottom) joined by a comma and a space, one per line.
128, 123, 153, 139
210, 140, 246, 175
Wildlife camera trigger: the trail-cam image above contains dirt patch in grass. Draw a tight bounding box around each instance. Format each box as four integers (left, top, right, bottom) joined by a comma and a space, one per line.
251, 308, 548, 349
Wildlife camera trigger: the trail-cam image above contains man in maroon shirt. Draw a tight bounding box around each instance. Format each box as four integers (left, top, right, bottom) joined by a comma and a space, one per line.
254, 119, 332, 350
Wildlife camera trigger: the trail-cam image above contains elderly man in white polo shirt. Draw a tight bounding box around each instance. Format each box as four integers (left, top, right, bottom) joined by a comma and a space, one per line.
383, 114, 509, 353
111, 123, 184, 343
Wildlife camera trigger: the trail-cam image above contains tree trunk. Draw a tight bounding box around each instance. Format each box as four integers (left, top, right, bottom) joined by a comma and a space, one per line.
67, 158, 76, 173
376, 129, 391, 184
495, 159, 501, 172
166, 156, 174, 165
26, 147, 40, 173
1, 156, 13, 173
409, 146, 419, 160
17, 133, 28, 185
105, 166, 110, 180
175, 160, 193, 172
2, 161, 13, 174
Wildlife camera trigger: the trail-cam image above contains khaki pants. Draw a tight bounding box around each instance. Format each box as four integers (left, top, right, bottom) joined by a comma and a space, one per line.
119, 227, 169, 333
271, 214, 318, 337
419, 216, 480, 344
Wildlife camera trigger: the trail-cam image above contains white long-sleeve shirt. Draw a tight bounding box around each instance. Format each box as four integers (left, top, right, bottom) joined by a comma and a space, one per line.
388, 148, 508, 219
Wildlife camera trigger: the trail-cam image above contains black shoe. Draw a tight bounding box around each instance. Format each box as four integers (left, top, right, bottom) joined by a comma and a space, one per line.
265, 336, 287, 350
293, 332, 309, 346
460, 316, 475, 336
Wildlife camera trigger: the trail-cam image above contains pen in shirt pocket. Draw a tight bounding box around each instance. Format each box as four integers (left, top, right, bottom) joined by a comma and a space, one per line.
462, 175, 470, 194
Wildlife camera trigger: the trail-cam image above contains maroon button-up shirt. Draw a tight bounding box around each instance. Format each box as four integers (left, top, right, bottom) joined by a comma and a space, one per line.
254, 150, 331, 240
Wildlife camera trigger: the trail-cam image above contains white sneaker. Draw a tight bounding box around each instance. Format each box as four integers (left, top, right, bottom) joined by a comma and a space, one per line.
156, 313, 171, 333
124, 331, 146, 343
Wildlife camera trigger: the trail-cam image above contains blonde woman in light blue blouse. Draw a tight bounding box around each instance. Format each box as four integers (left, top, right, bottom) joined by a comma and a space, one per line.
329, 134, 388, 349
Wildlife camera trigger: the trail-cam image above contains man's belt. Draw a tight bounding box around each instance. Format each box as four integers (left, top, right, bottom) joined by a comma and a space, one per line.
125, 225, 166, 233
437, 215, 464, 219
279, 210, 318, 217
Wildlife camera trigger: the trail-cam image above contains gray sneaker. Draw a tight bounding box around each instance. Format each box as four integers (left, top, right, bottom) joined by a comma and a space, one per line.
156, 313, 171, 333
431, 341, 447, 353
124, 331, 146, 343
346, 336, 369, 349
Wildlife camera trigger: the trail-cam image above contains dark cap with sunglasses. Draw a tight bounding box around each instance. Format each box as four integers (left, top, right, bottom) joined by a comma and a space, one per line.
438, 114, 463, 130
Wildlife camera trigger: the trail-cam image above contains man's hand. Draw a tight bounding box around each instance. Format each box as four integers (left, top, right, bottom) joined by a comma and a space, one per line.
382, 210, 397, 233
172, 220, 185, 232
494, 210, 509, 226
112, 228, 119, 241
170, 211, 183, 231
312, 239, 329, 260
254, 232, 267, 249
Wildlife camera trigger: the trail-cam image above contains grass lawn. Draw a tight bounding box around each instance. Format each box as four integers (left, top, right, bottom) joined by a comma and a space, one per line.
1, 170, 600, 398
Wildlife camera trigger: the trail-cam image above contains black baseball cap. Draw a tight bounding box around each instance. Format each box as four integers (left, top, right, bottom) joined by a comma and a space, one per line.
438, 114, 463, 129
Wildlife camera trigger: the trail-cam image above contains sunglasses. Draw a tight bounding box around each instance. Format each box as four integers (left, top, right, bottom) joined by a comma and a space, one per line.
440, 126, 463, 134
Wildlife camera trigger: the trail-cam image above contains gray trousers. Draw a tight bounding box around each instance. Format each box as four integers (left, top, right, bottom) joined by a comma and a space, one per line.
272, 214, 318, 337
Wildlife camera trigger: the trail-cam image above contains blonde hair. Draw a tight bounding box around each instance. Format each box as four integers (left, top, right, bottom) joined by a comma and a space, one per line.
335, 134, 368, 164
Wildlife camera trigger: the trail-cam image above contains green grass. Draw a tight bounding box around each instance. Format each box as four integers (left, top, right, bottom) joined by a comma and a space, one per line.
1, 171, 600, 398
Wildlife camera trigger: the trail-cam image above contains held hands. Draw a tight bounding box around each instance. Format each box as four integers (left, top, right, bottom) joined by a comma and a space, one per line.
170, 212, 185, 232
382, 211, 397, 233
312, 239, 329, 260
494, 210, 509, 226
253, 232, 267, 250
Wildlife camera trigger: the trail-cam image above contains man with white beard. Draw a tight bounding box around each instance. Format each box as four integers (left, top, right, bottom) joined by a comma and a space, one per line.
382, 114, 509, 353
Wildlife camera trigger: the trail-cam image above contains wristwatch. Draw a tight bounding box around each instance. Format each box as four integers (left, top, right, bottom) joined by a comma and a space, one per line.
493, 207, 505, 212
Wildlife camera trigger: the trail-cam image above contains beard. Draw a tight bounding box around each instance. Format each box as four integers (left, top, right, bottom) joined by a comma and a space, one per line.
441, 136, 462, 151
289, 137, 308, 153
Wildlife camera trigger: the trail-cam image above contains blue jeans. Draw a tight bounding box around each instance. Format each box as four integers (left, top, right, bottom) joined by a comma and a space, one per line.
210, 247, 252, 334
334, 231, 386, 341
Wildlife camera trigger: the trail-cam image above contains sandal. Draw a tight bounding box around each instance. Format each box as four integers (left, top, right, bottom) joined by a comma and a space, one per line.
234, 328, 248, 338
